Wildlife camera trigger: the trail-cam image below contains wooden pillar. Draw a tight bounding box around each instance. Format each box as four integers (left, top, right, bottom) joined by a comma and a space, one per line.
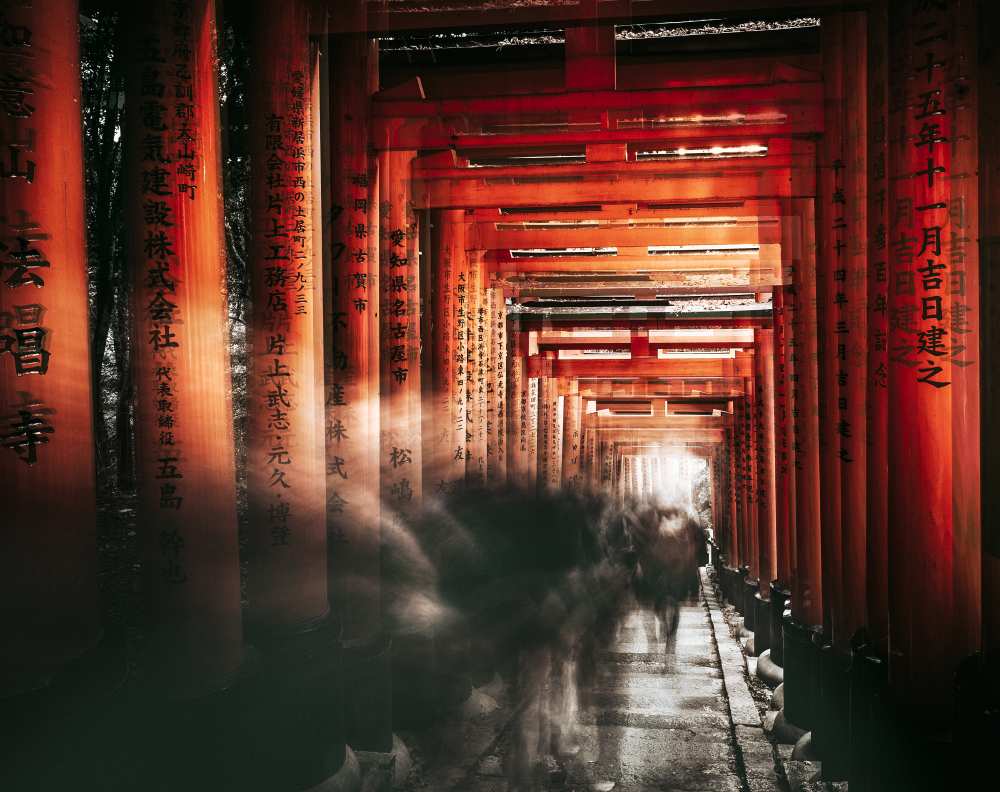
561, 379, 583, 490
887, 0, 980, 700
379, 150, 421, 512
839, 11, 870, 651
537, 358, 561, 491
866, 0, 891, 657
245, 0, 327, 635
0, 1, 101, 692
744, 373, 760, 583
548, 377, 566, 489
428, 209, 465, 493
527, 349, 540, 489
486, 284, 507, 485
713, 448, 724, 555
739, 392, 755, 574
507, 328, 528, 488
586, 409, 600, 491
946, 1, 982, 674
774, 288, 797, 588
787, 192, 823, 628
726, 415, 741, 568
981, 2, 1000, 657
124, 0, 241, 694
756, 330, 778, 591
465, 251, 487, 485
818, 15, 846, 645
327, 30, 380, 640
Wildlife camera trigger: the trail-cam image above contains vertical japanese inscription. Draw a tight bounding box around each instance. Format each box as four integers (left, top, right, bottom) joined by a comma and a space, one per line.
1, 9, 51, 464
134, 2, 200, 583
253, 66, 313, 548
379, 150, 420, 509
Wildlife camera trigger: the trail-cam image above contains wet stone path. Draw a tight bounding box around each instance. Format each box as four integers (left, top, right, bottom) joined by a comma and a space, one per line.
463, 599, 748, 792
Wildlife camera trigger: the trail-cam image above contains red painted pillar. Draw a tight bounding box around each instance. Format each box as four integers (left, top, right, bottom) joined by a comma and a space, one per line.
379, 150, 422, 513
887, 0, 980, 702
508, 327, 540, 490
756, 329, 778, 591
124, 0, 241, 694
726, 412, 741, 570
838, 11, 870, 652
745, 369, 760, 585
562, 379, 583, 490
486, 285, 507, 485
773, 288, 796, 589
787, 193, 823, 629
866, 0, 891, 658
245, 0, 327, 635
428, 210, 465, 493
946, 2, 982, 675
817, 15, 845, 646
0, 1, 101, 693
981, 4, 1000, 659
465, 251, 487, 485
327, 30, 380, 640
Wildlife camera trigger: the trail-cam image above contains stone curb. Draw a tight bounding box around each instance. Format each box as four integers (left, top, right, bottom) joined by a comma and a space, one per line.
700, 567, 785, 792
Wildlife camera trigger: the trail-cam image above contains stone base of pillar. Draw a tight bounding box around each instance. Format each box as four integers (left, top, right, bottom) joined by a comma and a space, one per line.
742, 632, 756, 657
781, 613, 823, 731
391, 625, 442, 729
742, 577, 758, 631
237, 620, 351, 792
846, 647, 892, 792
305, 747, 362, 792
768, 583, 790, 666
343, 633, 394, 754
763, 706, 807, 745
355, 733, 413, 790
460, 686, 500, 719
791, 730, 818, 761
0, 638, 128, 789
757, 648, 784, 688
771, 681, 785, 709
812, 643, 850, 780
954, 650, 1000, 756
722, 564, 741, 610
754, 593, 772, 657
477, 670, 506, 700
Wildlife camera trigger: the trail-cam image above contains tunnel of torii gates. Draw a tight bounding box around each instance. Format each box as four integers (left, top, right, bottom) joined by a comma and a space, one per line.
2, 0, 1000, 787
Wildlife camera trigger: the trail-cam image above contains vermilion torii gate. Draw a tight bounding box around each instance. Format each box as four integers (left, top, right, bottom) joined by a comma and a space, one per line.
1, 2, 997, 791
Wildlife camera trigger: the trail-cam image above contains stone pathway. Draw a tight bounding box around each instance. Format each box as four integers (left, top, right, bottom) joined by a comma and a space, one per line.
451, 579, 785, 792
558, 602, 744, 792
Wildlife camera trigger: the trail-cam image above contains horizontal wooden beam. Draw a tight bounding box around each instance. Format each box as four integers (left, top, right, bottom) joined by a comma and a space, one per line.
382, 120, 818, 152
489, 258, 760, 276
595, 414, 725, 430
376, 81, 820, 120
472, 199, 784, 221
511, 283, 771, 297
541, 340, 755, 351
416, 169, 808, 209
472, 219, 778, 250
579, 378, 745, 397
552, 354, 751, 378
616, 445, 718, 457
340, 1, 843, 35
380, 54, 820, 102
415, 140, 797, 180
515, 315, 770, 331
599, 428, 727, 442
